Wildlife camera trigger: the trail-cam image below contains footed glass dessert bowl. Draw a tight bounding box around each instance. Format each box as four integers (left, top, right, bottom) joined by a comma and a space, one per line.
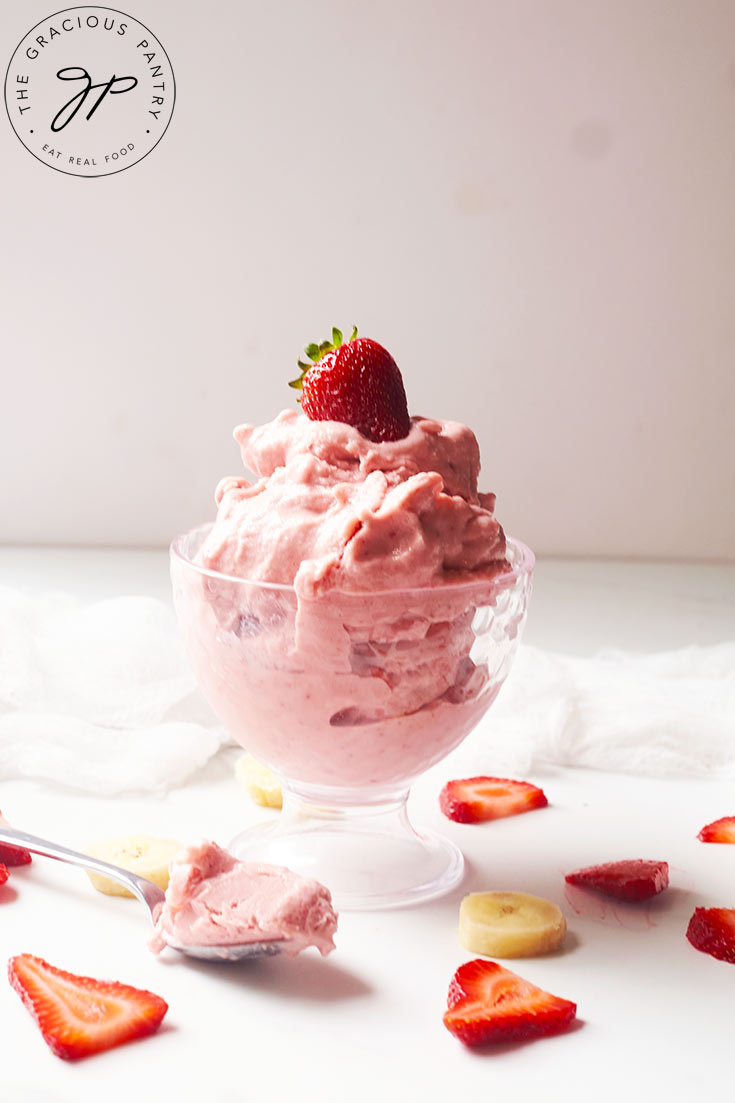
171, 525, 534, 910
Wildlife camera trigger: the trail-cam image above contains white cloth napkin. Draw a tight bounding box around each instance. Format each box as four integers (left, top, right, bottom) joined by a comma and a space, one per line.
447, 642, 735, 779
0, 586, 227, 794
0, 586, 732, 793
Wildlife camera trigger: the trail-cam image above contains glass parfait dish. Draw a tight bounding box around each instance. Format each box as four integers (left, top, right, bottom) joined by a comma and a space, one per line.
171, 524, 534, 910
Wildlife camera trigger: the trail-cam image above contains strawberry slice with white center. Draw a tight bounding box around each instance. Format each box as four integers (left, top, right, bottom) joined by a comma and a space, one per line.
698, 817, 735, 844
0, 810, 32, 866
439, 776, 548, 823
686, 908, 735, 964
8, 954, 168, 1060
443, 959, 576, 1046
565, 859, 669, 901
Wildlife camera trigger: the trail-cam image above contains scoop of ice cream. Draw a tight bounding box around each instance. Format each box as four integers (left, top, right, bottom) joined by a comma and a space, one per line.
150, 840, 337, 957
199, 410, 506, 596
179, 408, 517, 788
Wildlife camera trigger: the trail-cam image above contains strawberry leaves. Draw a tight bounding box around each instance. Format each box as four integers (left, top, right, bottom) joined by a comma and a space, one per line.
289, 325, 359, 392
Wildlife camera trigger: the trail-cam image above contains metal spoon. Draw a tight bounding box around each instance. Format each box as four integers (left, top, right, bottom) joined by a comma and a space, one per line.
0, 826, 285, 962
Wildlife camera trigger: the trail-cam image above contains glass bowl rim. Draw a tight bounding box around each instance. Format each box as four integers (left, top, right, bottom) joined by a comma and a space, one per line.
171, 523, 534, 597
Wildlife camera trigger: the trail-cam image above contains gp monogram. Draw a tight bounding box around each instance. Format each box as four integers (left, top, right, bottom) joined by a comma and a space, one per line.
4, 6, 175, 177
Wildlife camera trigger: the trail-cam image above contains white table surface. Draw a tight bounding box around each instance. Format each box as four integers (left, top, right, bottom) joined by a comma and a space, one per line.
1, 548, 734, 1102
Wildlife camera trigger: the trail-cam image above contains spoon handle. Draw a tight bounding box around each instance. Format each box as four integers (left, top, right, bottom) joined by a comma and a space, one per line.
0, 826, 165, 912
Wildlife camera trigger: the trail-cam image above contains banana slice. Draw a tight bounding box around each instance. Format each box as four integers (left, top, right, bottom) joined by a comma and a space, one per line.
85, 834, 183, 897
459, 891, 567, 958
235, 753, 283, 809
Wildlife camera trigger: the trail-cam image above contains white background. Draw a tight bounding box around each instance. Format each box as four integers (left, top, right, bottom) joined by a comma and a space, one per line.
1, 0, 734, 560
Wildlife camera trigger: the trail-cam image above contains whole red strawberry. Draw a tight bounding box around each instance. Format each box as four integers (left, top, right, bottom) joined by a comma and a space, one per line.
289, 326, 410, 443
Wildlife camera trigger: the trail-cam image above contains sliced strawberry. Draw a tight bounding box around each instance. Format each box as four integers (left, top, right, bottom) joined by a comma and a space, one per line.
686, 907, 735, 964
443, 959, 576, 1046
8, 954, 168, 1060
0, 864, 8, 886
565, 859, 669, 901
290, 327, 410, 443
439, 776, 548, 824
0, 810, 32, 866
698, 817, 735, 844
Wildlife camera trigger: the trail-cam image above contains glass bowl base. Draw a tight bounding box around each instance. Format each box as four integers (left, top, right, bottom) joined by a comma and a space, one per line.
228, 789, 465, 911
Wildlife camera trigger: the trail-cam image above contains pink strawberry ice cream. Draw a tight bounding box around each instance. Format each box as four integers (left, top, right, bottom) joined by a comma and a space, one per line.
201, 410, 507, 595
150, 840, 337, 956
171, 411, 529, 789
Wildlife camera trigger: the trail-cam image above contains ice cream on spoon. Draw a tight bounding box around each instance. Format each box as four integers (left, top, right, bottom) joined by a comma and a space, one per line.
149, 840, 337, 958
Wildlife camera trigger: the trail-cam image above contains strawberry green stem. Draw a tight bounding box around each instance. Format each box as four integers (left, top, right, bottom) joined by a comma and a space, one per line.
289, 325, 358, 391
